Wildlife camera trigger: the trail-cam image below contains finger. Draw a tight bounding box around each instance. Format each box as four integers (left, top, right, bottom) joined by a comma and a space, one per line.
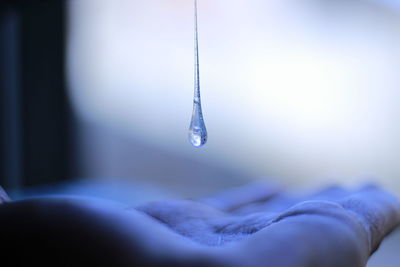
199, 181, 281, 212
339, 184, 400, 253
0, 186, 10, 204
304, 185, 352, 202
223, 201, 371, 267
231, 185, 351, 216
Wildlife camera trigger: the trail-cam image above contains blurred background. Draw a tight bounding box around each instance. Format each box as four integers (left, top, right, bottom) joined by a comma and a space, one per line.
1, 0, 400, 266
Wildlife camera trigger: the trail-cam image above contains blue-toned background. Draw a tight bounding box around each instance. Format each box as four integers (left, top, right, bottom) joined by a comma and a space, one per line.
1, 0, 399, 266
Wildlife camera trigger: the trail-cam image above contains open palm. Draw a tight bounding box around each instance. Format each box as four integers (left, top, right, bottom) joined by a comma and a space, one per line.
0, 182, 399, 266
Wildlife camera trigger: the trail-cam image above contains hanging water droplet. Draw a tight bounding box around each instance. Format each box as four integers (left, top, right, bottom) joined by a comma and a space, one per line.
188, 0, 207, 148
189, 102, 207, 147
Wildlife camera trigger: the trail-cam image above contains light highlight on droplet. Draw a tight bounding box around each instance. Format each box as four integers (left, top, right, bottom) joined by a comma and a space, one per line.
189, 103, 207, 147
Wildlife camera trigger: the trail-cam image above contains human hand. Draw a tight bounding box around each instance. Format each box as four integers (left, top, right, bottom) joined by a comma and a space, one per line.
137, 182, 400, 267
0, 182, 399, 267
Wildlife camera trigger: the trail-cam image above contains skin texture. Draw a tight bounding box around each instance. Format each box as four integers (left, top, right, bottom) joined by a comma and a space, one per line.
0, 183, 399, 267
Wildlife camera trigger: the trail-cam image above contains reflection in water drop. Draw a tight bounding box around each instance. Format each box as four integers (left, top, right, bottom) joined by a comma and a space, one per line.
188, 0, 207, 148
189, 103, 207, 147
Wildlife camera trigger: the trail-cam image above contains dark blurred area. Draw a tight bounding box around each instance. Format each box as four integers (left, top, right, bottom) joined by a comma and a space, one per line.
0, 0, 71, 191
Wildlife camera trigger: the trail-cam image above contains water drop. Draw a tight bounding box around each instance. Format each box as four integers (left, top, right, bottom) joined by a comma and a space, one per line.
188, 0, 207, 148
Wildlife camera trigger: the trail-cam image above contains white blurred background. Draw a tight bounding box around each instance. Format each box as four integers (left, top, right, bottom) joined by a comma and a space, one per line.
66, 0, 400, 266
67, 0, 400, 191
